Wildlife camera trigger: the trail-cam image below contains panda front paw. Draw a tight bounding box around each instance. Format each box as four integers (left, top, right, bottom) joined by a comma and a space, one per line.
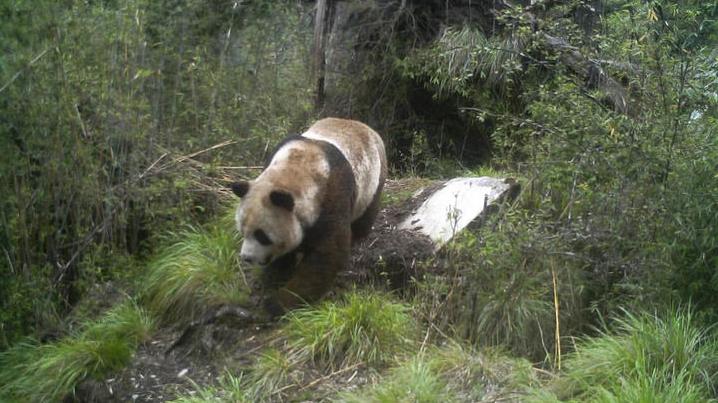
263, 298, 286, 319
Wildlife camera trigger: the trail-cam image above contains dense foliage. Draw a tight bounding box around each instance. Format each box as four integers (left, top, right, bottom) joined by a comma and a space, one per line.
1, 0, 313, 345
383, 0, 718, 360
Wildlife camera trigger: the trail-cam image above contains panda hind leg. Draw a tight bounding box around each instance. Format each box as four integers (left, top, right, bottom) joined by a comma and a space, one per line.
351, 186, 383, 242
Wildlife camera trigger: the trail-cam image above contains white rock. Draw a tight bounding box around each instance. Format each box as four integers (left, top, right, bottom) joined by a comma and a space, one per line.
398, 177, 513, 249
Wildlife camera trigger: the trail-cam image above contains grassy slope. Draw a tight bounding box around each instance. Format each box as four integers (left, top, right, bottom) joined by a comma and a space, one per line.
1, 181, 717, 402
0, 210, 248, 402
0, 302, 154, 402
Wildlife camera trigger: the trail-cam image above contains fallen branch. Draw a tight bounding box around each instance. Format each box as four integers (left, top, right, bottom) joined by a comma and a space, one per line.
490, 2, 634, 116
542, 33, 632, 115
173, 139, 237, 163
0, 48, 49, 94
139, 153, 168, 179
215, 165, 264, 170
272, 362, 365, 396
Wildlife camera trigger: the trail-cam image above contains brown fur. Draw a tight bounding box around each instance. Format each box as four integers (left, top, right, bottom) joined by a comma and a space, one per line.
269, 146, 355, 313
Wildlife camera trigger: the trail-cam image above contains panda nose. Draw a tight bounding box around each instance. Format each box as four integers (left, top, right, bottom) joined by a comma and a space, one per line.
241, 254, 254, 264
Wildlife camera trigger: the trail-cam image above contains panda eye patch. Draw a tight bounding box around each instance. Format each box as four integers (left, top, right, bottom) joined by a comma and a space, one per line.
254, 229, 272, 246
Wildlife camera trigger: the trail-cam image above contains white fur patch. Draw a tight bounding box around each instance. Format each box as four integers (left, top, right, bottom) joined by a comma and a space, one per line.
240, 237, 271, 265
303, 128, 384, 221
263, 142, 329, 226
236, 198, 303, 266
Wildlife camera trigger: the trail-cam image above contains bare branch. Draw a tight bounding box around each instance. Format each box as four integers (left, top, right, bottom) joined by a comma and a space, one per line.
0, 48, 49, 94
542, 33, 632, 116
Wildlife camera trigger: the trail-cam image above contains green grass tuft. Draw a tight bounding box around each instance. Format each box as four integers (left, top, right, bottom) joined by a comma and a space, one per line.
82, 301, 156, 345
338, 356, 451, 403
0, 301, 155, 402
142, 219, 249, 324
549, 308, 718, 402
284, 291, 416, 368
172, 350, 298, 402
244, 348, 298, 398
427, 342, 536, 398
591, 366, 709, 403
339, 341, 538, 402
171, 372, 250, 403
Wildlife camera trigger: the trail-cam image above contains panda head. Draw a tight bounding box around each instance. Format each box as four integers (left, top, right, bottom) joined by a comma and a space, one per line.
230, 180, 302, 266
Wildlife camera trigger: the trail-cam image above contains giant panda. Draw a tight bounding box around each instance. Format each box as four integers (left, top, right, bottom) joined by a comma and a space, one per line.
230, 118, 387, 315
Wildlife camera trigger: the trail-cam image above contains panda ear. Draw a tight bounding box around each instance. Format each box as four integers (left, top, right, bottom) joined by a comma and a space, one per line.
270, 190, 294, 211
230, 181, 250, 197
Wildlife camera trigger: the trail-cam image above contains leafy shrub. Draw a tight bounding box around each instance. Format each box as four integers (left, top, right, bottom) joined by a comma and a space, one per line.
0, 263, 60, 348
398, 0, 718, 338
417, 223, 587, 362
662, 137, 718, 323
1, 0, 313, 344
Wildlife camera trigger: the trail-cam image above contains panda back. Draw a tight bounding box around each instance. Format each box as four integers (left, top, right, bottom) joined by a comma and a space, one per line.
302, 118, 386, 221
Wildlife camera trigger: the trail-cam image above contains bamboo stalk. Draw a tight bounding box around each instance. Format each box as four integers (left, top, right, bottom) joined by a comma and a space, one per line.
551, 261, 561, 370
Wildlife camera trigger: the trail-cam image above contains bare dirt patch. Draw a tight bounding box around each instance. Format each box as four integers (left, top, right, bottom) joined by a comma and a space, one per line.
342, 179, 445, 290
75, 306, 273, 402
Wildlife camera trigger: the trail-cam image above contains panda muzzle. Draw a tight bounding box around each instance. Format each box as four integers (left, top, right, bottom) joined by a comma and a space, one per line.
240, 253, 271, 266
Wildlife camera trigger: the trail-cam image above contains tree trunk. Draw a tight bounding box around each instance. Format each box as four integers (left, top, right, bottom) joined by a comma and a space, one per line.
313, 0, 335, 112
